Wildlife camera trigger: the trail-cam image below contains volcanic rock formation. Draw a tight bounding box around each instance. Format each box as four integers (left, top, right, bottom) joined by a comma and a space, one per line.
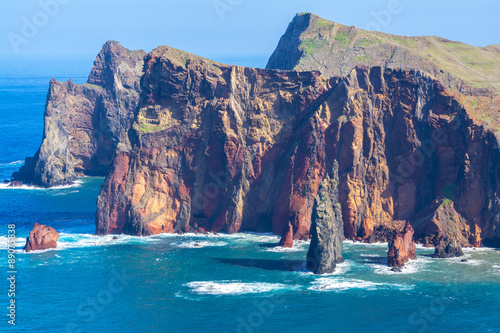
433, 237, 464, 258
387, 222, 417, 268
23, 223, 59, 252
279, 222, 294, 248
306, 162, 344, 274
14, 14, 500, 249
12, 41, 145, 187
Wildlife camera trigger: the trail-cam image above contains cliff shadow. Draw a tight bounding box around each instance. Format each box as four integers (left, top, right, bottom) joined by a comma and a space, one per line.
214, 258, 304, 272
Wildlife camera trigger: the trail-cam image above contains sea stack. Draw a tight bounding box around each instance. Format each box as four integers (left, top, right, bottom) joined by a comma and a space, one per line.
24, 223, 59, 252
433, 237, 464, 258
278, 222, 294, 248
387, 222, 417, 269
306, 162, 344, 274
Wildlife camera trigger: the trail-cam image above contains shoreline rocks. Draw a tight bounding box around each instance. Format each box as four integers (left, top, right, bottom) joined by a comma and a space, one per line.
433, 237, 464, 258
278, 222, 294, 248
23, 223, 59, 252
387, 222, 417, 269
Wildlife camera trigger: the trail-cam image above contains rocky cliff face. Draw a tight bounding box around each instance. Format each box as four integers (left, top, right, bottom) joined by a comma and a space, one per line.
306, 162, 344, 274
96, 45, 336, 236
12, 41, 145, 187
94, 44, 500, 248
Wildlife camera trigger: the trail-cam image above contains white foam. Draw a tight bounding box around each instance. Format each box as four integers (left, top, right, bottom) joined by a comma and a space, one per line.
299, 260, 353, 276
369, 257, 431, 275
0, 179, 82, 191
173, 240, 228, 248
185, 281, 295, 295
462, 247, 496, 253
308, 277, 413, 292
343, 240, 388, 247
265, 241, 309, 252
0, 160, 23, 166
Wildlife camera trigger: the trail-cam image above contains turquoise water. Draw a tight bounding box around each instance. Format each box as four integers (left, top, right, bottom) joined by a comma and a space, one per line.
0, 56, 499, 333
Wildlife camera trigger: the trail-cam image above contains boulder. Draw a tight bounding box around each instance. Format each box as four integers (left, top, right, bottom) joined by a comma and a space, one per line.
24, 223, 59, 252
433, 237, 464, 258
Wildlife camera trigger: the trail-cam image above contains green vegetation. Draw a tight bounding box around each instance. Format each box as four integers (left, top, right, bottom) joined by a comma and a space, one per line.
137, 123, 160, 133
302, 38, 327, 56
392, 36, 416, 48
314, 18, 332, 29
334, 30, 353, 48
353, 55, 370, 63
355, 39, 375, 47
439, 198, 453, 208
83, 83, 100, 90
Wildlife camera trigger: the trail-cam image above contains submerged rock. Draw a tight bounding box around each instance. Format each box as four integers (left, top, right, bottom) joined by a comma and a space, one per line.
387, 222, 417, 268
24, 223, 59, 252
278, 222, 294, 248
306, 162, 344, 274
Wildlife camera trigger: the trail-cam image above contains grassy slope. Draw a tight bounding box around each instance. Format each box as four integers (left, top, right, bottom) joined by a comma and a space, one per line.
293, 13, 500, 94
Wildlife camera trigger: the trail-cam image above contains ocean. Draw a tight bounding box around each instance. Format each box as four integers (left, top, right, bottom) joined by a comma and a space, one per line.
0, 55, 499, 333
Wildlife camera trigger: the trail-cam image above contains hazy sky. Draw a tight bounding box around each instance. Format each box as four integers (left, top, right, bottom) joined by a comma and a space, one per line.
1, 0, 499, 58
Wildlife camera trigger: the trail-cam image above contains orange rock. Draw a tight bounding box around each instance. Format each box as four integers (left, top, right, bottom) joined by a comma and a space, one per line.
388, 222, 417, 268
278, 222, 294, 248
24, 223, 59, 252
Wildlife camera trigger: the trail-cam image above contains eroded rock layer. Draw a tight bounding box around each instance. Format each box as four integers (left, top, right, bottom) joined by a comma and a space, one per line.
95, 46, 500, 248
96, 46, 336, 237
13, 41, 145, 187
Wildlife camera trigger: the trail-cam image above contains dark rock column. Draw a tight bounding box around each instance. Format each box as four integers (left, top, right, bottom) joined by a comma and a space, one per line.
306, 161, 344, 274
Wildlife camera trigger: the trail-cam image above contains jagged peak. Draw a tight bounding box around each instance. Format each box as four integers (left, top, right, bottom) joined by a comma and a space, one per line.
88, 40, 146, 87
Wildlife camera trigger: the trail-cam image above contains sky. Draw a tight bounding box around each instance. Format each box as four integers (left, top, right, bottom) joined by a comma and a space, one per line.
0, 0, 499, 59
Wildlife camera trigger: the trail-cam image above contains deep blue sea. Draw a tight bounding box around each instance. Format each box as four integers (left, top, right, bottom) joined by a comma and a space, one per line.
0, 55, 499, 333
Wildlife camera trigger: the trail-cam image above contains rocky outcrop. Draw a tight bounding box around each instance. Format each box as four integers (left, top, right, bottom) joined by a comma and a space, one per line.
94, 43, 500, 248
278, 222, 294, 248
433, 237, 464, 258
96, 45, 336, 237
267, 13, 499, 96
12, 41, 145, 187
413, 198, 471, 247
387, 222, 417, 268
306, 162, 344, 274
23, 223, 59, 252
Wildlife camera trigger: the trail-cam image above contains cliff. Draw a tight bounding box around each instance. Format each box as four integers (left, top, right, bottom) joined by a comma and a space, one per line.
267, 13, 500, 96
96, 45, 336, 237
95, 44, 500, 248
12, 41, 145, 187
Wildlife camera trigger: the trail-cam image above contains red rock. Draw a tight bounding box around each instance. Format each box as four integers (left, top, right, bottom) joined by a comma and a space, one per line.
23, 223, 59, 252
278, 222, 294, 248
387, 222, 417, 267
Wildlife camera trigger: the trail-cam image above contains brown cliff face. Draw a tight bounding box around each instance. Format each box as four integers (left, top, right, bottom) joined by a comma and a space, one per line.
96, 46, 336, 237
387, 222, 417, 267
23, 223, 59, 252
13, 41, 145, 187
95, 46, 500, 248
